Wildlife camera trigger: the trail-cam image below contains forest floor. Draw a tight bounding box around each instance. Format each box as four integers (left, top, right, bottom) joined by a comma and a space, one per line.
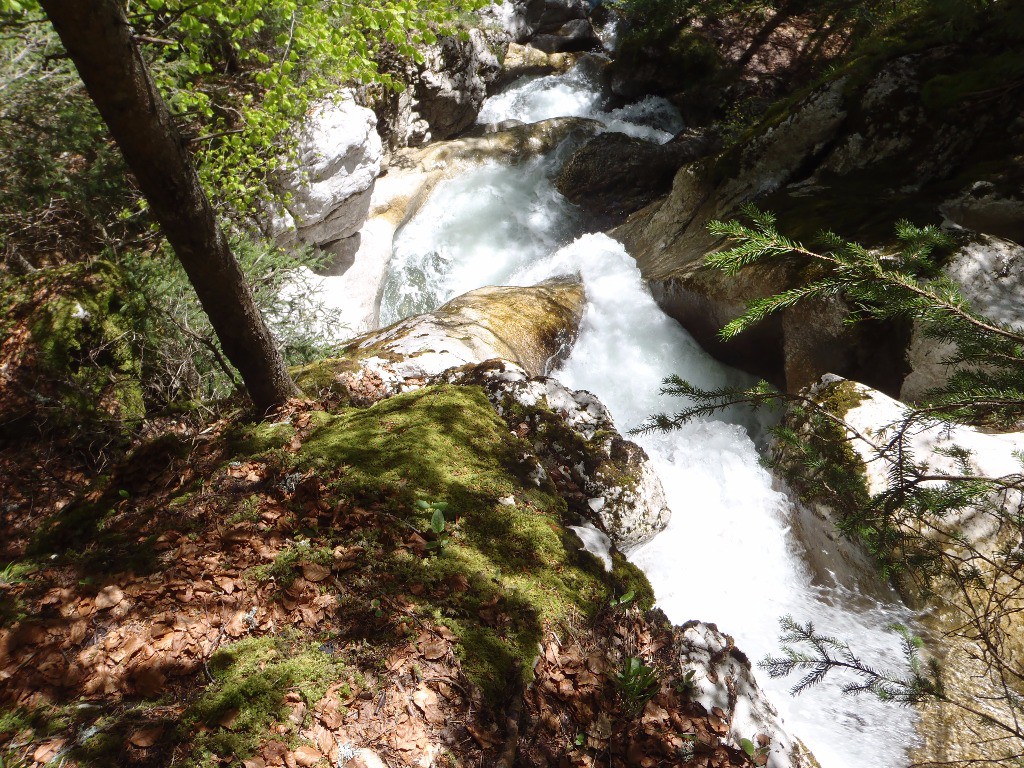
0, 384, 756, 768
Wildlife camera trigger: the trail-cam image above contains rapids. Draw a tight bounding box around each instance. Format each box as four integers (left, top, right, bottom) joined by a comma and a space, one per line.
374, 59, 920, 768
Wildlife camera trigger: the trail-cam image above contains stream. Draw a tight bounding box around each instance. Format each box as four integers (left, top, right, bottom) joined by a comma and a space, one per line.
375, 59, 919, 768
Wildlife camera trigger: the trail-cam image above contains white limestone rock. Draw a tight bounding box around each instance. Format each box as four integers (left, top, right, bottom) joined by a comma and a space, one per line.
901, 233, 1024, 402
676, 621, 816, 768
273, 93, 383, 248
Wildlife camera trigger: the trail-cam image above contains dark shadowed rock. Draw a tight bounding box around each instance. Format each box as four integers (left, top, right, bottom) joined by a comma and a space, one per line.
532, 18, 601, 54
555, 130, 719, 229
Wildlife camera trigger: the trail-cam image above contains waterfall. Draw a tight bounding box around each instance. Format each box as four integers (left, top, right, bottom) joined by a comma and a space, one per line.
375, 59, 919, 768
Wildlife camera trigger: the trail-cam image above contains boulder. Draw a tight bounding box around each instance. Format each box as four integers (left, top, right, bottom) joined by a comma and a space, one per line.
941, 182, 1024, 244
293, 276, 671, 549
271, 94, 383, 249
676, 621, 817, 768
414, 29, 502, 140
495, 42, 581, 89
534, 0, 589, 34
776, 375, 1024, 767
446, 361, 671, 549
556, 130, 718, 229
376, 27, 505, 150
340, 276, 587, 386
294, 277, 587, 404
901, 233, 1024, 402
531, 18, 601, 54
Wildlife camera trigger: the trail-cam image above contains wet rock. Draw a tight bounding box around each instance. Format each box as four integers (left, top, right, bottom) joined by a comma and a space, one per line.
495, 43, 581, 89
335, 277, 587, 385
533, 0, 590, 35
777, 374, 1024, 765
556, 130, 718, 229
271, 94, 383, 249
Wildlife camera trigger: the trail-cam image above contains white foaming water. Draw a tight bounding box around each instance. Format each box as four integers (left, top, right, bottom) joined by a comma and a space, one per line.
373, 64, 919, 768
515, 235, 919, 768
477, 58, 684, 144
379, 151, 583, 325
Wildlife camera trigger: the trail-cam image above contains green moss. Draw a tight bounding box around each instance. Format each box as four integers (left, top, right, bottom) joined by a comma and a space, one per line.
770, 380, 872, 529
820, 380, 868, 419
25, 262, 144, 425
296, 384, 653, 703
226, 419, 295, 456
291, 356, 360, 402
922, 50, 1024, 111
184, 635, 347, 766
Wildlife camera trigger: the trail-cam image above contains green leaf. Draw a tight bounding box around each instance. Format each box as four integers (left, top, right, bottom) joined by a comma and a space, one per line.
430, 507, 446, 534
739, 738, 756, 758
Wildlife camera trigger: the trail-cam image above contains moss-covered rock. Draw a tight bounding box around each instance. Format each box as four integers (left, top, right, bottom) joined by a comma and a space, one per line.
774, 375, 1024, 767
294, 276, 587, 404
295, 383, 655, 701
439, 360, 671, 550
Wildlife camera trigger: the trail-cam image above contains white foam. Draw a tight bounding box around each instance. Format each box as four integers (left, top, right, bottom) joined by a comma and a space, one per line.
478, 58, 684, 144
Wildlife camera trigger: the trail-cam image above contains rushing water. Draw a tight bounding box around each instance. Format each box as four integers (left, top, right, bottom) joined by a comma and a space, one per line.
375, 61, 919, 768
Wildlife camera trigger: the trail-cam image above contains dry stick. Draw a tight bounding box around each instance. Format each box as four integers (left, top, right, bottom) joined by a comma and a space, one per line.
202, 625, 227, 683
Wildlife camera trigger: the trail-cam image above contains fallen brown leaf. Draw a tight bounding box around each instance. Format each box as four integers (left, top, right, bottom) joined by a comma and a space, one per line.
33, 739, 65, 764
128, 726, 164, 748
292, 745, 322, 766
420, 640, 446, 660
301, 562, 331, 582
95, 584, 124, 610
219, 708, 240, 729
465, 722, 500, 748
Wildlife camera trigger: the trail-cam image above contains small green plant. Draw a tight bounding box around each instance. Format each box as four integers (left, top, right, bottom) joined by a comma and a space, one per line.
616, 657, 660, 715
0, 749, 31, 768
739, 736, 770, 765
417, 500, 451, 554
228, 494, 263, 525
674, 669, 698, 699
0, 561, 35, 586
611, 589, 636, 609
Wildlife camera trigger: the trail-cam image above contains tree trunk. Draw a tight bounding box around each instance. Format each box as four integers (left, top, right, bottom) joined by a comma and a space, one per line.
39, 0, 299, 415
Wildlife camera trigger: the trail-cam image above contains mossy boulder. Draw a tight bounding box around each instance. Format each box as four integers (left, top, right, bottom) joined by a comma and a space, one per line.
774, 375, 1024, 766
439, 360, 671, 550
295, 276, 587, 404
294, 383, 655, 701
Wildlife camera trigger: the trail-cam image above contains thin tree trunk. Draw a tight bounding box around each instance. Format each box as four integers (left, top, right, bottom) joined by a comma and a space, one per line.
39, 0, 299, 415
